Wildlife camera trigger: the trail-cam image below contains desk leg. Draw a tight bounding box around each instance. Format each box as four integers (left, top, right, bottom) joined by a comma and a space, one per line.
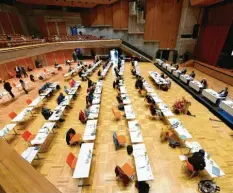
78, 179, 91, 187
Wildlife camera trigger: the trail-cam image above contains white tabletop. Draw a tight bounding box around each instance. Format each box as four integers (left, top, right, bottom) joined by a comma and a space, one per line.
120, 86, 127, 94
149, 93, 163, 103
29, 96, 45, 107
158, 103, 174, 117
124, 105, 136, 120
73, 143, 94, 178
73, 81, 81, 88
202, 89, 224, 104
156, 59, 163, 66
12, 107, 34, 123
68, 87, 78, 95
49, 82, 59, 89
59, 95, 73, 106
143, 81, 154, 93
121, 94, 131, 105
167, 66, 176, 73
101, 62, 112, 77
219, 100, 233, 116
92, 94, 101, 104
168, 118, 191, 139
31, 132, 49, 145
149, 71, 169, 85
94, 84, 102, 94
132, 144, 154, 181
88, 105, 100, 119
83, 120, 98, 141
37, 122, 56, 134
189, 80, 203, 92
0, 123, 17, 137
185, 141, 202, 153
40, 88, 53, 96
180, 74, 193, 84
21, 146, 40, 163
128, 120, 143, 143
173, 70, 181, 77
48, 105, 66, 121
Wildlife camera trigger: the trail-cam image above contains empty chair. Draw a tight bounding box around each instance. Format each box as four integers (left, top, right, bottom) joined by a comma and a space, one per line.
26, 99, 32, 105
115, 163, 134, 186
8, 112, 17, 120
22, 130, 35, 144
113, 132, 126, 150
66, 152, 78, 170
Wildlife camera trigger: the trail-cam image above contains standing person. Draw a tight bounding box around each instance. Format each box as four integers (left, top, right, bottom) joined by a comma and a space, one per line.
21, 66, 28, 78
15, 66, 21, 78
19, 79, 28, 94
3, 81, 15, 98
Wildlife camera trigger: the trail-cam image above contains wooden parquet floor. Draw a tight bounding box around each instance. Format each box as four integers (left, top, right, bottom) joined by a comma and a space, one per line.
0, 62, 233, 193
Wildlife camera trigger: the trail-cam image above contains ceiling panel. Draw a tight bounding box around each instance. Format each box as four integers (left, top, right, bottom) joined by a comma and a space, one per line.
17, 0, 119, 8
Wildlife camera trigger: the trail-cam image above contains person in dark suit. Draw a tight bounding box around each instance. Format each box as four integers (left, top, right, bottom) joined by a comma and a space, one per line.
188, 149, 206, 171
201, 78, 208, 89
57, 93, 65, 105
21, 66, 28, 77
3, 81, 14, 98
189, 71, 195, 79
218, 87, 228, 98
181, 68, 187, 75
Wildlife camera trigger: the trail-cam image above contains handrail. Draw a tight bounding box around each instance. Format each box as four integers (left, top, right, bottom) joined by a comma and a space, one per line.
121, 40, 153, 61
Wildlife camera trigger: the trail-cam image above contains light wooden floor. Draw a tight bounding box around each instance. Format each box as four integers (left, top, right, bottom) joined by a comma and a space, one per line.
0, 62, 233, 193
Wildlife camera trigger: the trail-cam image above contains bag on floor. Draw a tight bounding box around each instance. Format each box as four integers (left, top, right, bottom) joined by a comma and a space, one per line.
127, 145, 133, 155
169, 138, 180, 148
135, 181, 150, 193
38, 76, 44, 80
118, 103, 124, 111
198, 180, 220, 193
56, 85, 61, 90
79, 110, 86, 124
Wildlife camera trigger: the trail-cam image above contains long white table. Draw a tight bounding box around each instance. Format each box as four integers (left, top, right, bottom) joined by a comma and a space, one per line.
37, 122, 56, 134
219, 100, 233, 116
180, 74, 193, 84
202, 89, 224, 104
133, 144, 154, 181
73, 143, 94, 179
120, 86, 127, 94
83, 120, 98, 141
185, 141, 225, 178
121, 94, 131, 105
94, 81, 103, 94
82, 60, 102, 78
168, 118, 192, 140
48, 105, 66, 121
128, 120, 143, 143
0, 123, 17, 138
157, 103, 174, 117
189, 80, 203, 92
167, 66, 176, 73
101, 61, 112, 77
149, 93, 163, 104
124, 105, 136, 120
21, 146, 40, 164
0, 91, 11, 100
48, 82, 59, 89
39, 88, 53, 97
162, 63, 170, 70
59, 95, 73, 106
11, 107, 34, 123
92, 94, 101, 104
28, 96, 45, 107
173, 70, 181, 78
149, 71, 169, 86
155, 59, 163, 66
143, 81, 154, 93
88, 105, 100, 119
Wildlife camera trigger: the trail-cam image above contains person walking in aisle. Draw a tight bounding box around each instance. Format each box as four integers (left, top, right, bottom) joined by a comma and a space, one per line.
3, 81, 15, 98
21, 66, 28, 78
19, 79, 28, 94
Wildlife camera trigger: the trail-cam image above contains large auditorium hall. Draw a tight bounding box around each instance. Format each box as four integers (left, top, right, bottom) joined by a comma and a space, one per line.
0, 0, 233, 193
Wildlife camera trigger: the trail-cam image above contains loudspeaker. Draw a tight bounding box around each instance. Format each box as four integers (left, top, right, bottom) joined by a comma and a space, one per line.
192, 24, 200, 39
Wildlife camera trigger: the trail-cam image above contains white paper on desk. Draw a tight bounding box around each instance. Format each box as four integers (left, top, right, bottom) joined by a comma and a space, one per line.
179, 155, 187, 161
137, 156, 148, 168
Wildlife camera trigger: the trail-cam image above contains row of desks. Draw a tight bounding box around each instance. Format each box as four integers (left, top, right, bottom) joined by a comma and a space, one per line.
156, 59, 233, 117
119, 63, 154, 182
73, 62, 113, 181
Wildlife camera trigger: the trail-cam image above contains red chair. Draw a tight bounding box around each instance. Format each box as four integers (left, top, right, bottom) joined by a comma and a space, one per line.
66, 152, 78, 170
8, 112, 17, 120
185, 160, 197, 178
21, 130, 35, 144
26, 99, 32, 105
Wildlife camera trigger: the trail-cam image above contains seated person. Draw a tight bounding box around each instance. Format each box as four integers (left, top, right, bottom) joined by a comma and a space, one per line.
116, 93, 123, 104
175, 64, 179, 70
135, 76, 143, 89
35, 60, 42, 68
84, 106, 90, 118
30, 74, 35, 82
98, 70, 101, 77
57, 93, 65, 105
180, 68, 187, 75
131, 68, 136, 76
149, 103, 158, 116
138, 88, 147, 96
66, 60, 71, 65
88, 78, 93, 88
218, 87, 228, 98
189, 71, 195, 79
200, 78, 208, 89
145, 94, 154, 104
69, 78, 76, 87
188, 149, 206, 171
68, 66, 73, 73
79, 110, 87, 124
160, 73, 166, 79
41, 107, 64, 122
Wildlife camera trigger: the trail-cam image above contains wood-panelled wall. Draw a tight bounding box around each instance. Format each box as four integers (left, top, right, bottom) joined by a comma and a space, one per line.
89, 0, 129, 29
0, 139, 61, 193
144, 0, 183, 48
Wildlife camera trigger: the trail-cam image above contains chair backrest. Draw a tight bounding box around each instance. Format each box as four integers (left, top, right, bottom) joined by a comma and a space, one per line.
22, 130, 32, 141
113, 132, 120, 150
26, 99, 32, 105
8, 112, 17, 120
186, 160, 195, 172
66, 152, 75, 168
